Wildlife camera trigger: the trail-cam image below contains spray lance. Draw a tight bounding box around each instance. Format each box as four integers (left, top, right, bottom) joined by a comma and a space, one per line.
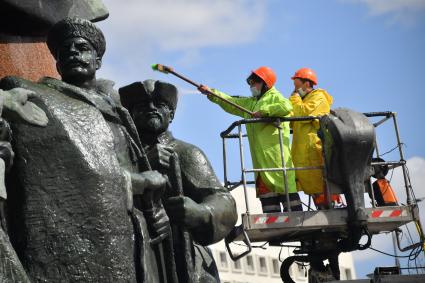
151, 64, 255, 117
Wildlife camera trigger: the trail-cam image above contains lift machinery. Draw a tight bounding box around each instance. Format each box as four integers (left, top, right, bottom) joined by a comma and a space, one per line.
222, 109, 424, 283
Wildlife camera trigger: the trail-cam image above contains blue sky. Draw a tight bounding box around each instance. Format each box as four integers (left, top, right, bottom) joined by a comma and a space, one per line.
97, 0, 425, 279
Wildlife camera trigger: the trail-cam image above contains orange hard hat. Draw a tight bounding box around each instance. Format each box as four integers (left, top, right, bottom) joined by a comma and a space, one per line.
291, 68, 318, 85
251, 66, 276, 88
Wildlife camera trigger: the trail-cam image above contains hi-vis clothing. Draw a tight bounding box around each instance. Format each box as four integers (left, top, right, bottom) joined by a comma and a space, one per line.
208, 87, 297, 196
290, 88, 333, 195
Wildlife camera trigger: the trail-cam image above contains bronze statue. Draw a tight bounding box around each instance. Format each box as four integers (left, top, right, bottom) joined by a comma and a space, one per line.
0, 17, 169, 282
0, 86, 46, 282
119, 79, 238, 283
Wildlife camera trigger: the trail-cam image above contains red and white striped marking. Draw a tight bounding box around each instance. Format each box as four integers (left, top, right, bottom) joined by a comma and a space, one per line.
370, 209, 404, 218
254, 215, 289, 225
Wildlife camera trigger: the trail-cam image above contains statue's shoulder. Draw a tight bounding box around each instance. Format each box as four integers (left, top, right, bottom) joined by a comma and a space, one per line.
172, 138, 211, 168
0, 76, 38, 90
160, 132, 213, 170
96, 78, 121, 106
170, 136, 221, 187
0, 76, 56, 95
168, 136, 198, 154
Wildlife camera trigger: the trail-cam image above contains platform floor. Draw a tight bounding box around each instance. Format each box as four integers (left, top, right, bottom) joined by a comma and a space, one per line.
233, 205, 417, 242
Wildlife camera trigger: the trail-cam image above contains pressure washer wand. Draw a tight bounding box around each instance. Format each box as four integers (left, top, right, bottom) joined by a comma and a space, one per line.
151, 64, 255, 117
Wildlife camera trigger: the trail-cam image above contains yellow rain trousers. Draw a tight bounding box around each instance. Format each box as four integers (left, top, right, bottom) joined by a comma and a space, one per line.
209, 87, 297, 196
290, 88, 333, 195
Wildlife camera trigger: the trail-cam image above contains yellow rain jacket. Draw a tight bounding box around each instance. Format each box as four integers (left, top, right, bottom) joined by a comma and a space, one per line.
290, 88, 333, 195
208, 87, 297, 196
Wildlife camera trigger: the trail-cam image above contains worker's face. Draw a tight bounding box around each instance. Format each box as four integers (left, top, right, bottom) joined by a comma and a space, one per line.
247, 79, 262, 90
252, 81, 262, 90
132, 96, 175, 135
56, 37, 101, 84
293, 78, 305, 90
248, 80, 263, 97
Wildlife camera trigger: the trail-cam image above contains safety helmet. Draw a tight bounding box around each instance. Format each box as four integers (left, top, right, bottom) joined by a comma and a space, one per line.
291, 68, 318, 85
250, 66, 276, 89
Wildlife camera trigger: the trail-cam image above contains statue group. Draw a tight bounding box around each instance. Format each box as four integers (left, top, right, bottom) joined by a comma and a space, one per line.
0, 16, 237, 283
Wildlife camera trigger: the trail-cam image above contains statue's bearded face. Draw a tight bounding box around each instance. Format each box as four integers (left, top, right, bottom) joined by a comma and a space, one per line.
56, 37, 100, 84
132, 97, 174, 135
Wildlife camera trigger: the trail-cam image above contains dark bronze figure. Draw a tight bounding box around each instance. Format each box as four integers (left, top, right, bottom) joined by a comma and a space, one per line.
0, 100, 30, 282
0, 85, 48, 282
0, 18, 168, 282
119, 80, 238, 283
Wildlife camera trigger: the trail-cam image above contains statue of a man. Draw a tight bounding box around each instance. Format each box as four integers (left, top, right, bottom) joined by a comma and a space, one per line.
119, 80, 238, 283
1, 17, 166, 282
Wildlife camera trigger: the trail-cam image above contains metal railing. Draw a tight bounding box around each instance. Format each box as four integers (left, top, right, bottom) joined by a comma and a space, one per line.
220, 111, 415, 216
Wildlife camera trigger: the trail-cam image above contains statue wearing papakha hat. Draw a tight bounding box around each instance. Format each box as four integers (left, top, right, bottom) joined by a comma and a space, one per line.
120, 79, 238, 283
0, 17, 170, 282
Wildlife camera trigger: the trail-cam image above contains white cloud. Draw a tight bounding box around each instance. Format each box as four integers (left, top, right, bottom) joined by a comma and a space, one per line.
97, 0, 266, 85
341, 0, 425, 25
356, 0, 425, 15
102, 0, 265, 51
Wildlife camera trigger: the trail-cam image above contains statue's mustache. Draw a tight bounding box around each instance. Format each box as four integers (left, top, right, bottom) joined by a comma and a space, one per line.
64, 57, 90, 67
145, 111, 161, 118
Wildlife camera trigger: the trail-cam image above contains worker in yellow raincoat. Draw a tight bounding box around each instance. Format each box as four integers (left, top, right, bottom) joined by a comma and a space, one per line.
199, 67, 301, 213
290, 68, 340, 208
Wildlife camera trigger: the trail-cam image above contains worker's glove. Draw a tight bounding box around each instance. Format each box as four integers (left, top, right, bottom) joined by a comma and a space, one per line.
0, 87, 48, 126
165, 196, 210, 230
252, 111, 263, 118
197, 85, 211, 95
147, 144, 174, 172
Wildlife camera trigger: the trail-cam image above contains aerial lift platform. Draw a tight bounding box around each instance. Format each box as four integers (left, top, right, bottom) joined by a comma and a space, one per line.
228, 205, 417, 243
221, 109, 424, 283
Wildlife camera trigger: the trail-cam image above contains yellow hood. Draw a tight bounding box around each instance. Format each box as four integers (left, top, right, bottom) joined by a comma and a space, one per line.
311, 88, 333, 106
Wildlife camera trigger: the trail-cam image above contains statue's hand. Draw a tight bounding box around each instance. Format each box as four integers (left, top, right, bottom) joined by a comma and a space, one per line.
165, 196, 210, 229
147, 144, 174, 171
1, 87, 48, 126
147, 205, 171, 245
131, 170, 167, 195
132, 170, 171, 243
